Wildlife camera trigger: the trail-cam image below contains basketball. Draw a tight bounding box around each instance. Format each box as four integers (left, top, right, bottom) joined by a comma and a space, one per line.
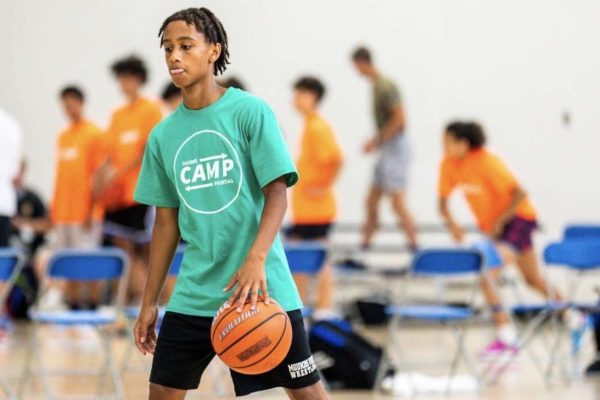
211, 299, 293, 375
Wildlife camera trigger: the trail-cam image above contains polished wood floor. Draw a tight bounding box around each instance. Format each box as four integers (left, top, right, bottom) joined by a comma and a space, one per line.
1, 321, 599, 400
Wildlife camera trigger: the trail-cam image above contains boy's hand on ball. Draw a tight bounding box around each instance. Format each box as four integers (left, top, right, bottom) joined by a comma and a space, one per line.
134, 304, 158, 356
224, 253, 270, 313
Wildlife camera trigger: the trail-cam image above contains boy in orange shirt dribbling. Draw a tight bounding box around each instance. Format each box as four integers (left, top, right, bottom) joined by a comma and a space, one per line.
438, 121, 568, 357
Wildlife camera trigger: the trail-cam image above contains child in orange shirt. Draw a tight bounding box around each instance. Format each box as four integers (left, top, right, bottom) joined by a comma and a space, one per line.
288, 77, 343, 320
438, 121, 564, 357
30, 86, 105, 310
95, 55, 163, 303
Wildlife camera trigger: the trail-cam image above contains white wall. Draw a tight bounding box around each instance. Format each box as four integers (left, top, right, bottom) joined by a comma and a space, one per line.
1, 0, 599, 235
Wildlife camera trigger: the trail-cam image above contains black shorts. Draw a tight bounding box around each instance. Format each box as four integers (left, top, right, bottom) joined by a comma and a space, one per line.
150, 309, 320, 396
286, 224, 332, 240
104, 204, 149, 235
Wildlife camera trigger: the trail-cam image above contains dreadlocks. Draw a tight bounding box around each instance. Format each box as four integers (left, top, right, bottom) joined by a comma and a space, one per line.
158, 7, 230, 76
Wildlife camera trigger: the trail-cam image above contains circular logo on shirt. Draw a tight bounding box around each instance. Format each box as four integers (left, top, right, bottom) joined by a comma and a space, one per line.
173, 130, 243, 214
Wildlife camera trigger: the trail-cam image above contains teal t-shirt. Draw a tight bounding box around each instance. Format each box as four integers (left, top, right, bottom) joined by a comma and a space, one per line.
134, 88, 303, 317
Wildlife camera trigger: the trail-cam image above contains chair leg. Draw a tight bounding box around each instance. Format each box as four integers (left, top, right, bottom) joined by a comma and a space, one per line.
446, 324, 465, 395
375, 316, 417, 396
17, 325, 35, 398
101, 329, 125, 400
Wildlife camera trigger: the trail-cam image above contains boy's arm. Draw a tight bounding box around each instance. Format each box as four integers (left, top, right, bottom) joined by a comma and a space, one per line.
134, 206, 180, 355
224, 177, 288, 312
439, 196, 465, 243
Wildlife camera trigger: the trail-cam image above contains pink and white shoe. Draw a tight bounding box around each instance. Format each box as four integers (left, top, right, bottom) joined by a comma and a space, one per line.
479, 340, 520, 360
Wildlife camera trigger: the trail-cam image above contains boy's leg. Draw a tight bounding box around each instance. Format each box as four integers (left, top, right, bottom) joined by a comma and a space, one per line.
361, 186, 383, 248
285, 381, 329, 400
148, 312, 216, 397
149, 383, 187, 400
292, 273, 311, 304
514, 248, 562, 301
389, 190, 418, 248
314, 264, 334, 312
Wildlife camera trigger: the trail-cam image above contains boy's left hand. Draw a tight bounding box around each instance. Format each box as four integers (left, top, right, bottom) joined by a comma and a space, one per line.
223, 254, 270, 313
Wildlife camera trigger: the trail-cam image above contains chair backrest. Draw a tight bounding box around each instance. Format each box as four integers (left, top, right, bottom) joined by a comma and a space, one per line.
544, 239, 600, 270
169, 246, 185, 276
284, 243, 327, 274
470, 240, 503, 269
411, 249, 483, 276
564, 224, 600, 241
47, 247, 129, 281
0, 248, 21, 282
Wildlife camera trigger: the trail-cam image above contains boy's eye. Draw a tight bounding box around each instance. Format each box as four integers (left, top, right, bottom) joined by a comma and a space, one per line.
182, 44, 192, 51
164, 47, 173, 53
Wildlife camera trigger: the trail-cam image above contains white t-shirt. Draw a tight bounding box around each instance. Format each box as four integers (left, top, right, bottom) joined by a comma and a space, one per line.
0, 108, 23, 216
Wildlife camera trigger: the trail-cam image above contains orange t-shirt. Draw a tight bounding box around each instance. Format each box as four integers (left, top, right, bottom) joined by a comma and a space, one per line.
104, 97, 162, 210
291, 114, 343, 224
51, 120, 106, 224
438, 149, 537, 233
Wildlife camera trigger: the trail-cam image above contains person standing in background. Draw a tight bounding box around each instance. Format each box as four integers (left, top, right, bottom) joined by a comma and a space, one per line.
0, 107, 23, 247
32, 86, 106, 310
95, 55, 162, 303
288, 76, 343, 320
351, 47, 418, 256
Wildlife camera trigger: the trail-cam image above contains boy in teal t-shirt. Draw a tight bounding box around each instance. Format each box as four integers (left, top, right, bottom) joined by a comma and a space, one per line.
132, 7, 328, 400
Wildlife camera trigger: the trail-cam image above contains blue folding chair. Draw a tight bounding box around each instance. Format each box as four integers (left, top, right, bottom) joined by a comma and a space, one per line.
19, 247, 129, 400
0, 249, 23, 400
472, 240, 571, 384
284, 242, 328, 318
564, 224, 600, 241
376, 249, 488, 394
540, 238, 600, 381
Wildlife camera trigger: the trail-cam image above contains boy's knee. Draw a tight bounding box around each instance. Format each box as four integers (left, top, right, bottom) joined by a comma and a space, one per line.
149, 383, 186, 400
286, 382, 329, 400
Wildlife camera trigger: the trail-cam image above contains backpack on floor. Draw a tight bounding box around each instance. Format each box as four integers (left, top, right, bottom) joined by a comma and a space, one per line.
352, 294, 392, 326
308, 319, 383, 389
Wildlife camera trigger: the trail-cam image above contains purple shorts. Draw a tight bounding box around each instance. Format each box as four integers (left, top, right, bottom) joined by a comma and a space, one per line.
499, 216, 537, 252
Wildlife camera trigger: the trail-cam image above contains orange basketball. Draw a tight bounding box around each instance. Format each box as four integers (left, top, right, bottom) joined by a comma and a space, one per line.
211, 299, 293, 375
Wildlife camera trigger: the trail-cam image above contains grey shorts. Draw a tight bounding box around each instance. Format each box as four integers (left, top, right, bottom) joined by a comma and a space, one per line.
373, 134, 410, 191
49, 223, 102, 249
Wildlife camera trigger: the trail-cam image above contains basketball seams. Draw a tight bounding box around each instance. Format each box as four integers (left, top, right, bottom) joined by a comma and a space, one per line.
231, 313, 291, 373
216, 312, 284, 357
210, 299, 280, 344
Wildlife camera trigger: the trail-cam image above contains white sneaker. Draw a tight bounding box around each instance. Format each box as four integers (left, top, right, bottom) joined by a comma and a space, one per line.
37, 288, 68, 312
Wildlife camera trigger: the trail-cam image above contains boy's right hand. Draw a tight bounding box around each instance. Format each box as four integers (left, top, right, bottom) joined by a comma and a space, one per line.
134, 304, 158, 356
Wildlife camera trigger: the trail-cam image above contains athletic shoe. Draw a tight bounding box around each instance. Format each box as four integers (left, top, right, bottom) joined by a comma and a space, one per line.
479, 340, 519, 360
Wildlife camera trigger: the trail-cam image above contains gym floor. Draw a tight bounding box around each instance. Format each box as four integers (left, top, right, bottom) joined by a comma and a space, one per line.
2, 321, 599, 399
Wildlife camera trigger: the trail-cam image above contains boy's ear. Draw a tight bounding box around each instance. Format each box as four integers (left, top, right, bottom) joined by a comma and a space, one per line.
210, 43, 222, 63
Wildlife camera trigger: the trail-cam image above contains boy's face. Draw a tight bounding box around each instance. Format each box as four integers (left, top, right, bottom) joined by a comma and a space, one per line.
293, 89, 318, 114
162, 20, 221, 89
61, 95, 83, 122
117, 74, 142, 99
443, 132, 468, 159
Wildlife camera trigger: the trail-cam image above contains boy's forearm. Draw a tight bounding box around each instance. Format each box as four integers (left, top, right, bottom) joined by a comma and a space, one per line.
378, 106, 405, 142
439, 197, 458, 227
142, 208, 180, 306
248, 178, 288, 260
